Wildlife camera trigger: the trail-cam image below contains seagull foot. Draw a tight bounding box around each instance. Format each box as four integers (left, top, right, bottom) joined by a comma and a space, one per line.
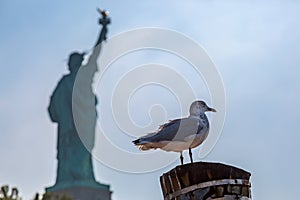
189, 148, 193, 163
180, 152, 184, 165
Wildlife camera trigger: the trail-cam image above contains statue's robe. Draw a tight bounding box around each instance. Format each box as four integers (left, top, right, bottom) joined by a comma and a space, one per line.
48, 45, 101, 185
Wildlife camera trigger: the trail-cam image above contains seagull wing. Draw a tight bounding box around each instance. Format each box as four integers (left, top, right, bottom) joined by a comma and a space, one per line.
144, 117, 201, 142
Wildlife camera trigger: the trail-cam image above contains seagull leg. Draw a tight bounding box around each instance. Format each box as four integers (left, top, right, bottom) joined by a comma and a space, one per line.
189, 148, 193, 163
180, 152, 184, 165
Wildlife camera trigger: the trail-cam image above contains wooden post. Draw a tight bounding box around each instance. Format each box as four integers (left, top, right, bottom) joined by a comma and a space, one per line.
160, 162, 251, 200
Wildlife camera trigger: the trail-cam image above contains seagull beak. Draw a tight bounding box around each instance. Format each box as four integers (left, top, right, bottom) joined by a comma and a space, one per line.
208, 107, 217, 112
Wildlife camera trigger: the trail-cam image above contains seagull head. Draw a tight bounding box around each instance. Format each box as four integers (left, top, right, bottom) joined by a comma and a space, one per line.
189, 100, 216, 116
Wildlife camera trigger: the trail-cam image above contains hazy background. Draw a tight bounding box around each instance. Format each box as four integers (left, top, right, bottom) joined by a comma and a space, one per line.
1, 0, 300, 199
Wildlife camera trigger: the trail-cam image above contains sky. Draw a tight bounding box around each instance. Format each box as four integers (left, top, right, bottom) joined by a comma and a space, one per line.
1, 0, 300, 199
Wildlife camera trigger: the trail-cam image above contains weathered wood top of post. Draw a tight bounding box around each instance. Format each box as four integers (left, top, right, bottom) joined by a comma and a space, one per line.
160, 162, 251, 200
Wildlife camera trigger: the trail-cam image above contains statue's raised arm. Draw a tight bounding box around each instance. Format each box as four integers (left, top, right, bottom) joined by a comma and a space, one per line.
87, 9, 111, 67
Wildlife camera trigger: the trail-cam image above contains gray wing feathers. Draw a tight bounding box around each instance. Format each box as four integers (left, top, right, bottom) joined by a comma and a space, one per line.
141, 118, 200, 143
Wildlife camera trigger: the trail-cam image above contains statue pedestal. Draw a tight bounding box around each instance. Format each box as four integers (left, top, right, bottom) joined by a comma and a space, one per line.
46, 181, 112, 200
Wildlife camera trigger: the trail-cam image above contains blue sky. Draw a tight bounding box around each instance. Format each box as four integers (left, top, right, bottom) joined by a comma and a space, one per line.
1, 0, 300, 199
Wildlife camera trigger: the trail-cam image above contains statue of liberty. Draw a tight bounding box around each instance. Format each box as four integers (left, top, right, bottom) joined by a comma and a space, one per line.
47, 10, 110, 191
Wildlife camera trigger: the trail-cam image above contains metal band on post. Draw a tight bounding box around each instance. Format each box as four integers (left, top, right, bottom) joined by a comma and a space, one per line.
165, 179, 250, 200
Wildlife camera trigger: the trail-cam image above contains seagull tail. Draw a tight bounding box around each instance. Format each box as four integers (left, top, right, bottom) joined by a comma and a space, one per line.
132, 138, 142, 145
132, 138, 152, 151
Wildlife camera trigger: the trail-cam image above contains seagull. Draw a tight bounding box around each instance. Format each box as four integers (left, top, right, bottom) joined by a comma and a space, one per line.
132, 100, 216, 165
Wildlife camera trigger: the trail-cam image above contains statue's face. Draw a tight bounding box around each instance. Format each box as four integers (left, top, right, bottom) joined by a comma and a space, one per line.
68, 53, 84, 72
